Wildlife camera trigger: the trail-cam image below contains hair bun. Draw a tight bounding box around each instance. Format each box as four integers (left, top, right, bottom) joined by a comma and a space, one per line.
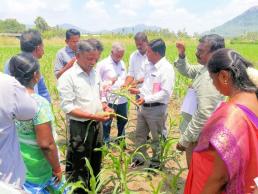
246, 67, 258, 88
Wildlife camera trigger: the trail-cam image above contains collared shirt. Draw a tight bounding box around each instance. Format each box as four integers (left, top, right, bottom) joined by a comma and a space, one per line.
4, 56, 51, 103
96, 56, 127, 105
54, 46, 76, 77
57, 63, 103, 122
128, 50, 148, 81
139, 57, 175, 104
174, 57, 225, 147
0, 73, 37, 187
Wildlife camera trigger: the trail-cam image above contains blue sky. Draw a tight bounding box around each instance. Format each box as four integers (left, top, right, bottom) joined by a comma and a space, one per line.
0, 0, 257, 34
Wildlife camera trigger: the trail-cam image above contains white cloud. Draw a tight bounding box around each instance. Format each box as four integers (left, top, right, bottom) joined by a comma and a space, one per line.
0, 0, 257, 34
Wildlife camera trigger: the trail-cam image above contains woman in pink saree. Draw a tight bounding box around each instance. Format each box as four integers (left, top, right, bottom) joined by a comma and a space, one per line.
184, 48, 258, 194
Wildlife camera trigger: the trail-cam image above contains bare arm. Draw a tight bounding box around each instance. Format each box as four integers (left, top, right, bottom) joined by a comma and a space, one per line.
68, 108, 110, 122
56, 57, 76, 79
201, 148, 228, 194
35, 122, 62, 182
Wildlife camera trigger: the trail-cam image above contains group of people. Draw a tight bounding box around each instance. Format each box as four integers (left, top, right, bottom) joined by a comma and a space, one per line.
0, 28, 257, 194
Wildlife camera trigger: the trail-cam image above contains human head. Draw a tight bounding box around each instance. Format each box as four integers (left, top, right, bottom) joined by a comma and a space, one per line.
146, 38, 166, 64
134, 32, 148, 55
76, 40, 99, 73
9, 52, 40, 89
65, 28, 80, 52
20, 29, 44, 59
196, 34, 225, 65
111, 42, 125, 63
87, 38, 103, 62
208, 48, 258, 97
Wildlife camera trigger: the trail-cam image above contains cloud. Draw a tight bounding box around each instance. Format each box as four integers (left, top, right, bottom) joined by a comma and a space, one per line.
0, 0, 257, 34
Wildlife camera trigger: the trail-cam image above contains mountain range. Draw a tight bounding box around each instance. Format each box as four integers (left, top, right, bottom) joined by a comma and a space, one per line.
208, 6, 258, 37
48, 6, 258, 37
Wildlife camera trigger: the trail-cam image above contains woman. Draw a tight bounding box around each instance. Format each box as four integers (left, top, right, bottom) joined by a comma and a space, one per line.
9, 53, 63, 194
184, 48, 258, 194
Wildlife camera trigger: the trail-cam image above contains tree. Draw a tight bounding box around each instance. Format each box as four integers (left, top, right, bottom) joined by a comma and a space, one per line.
34, 16, 49, 32
0, 19, 25, 33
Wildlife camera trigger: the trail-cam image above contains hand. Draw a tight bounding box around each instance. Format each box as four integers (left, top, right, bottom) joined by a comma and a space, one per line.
176, 143, 186, 152
65, 57, 76, 69
136, 78, 144, 84
110, 77, 118, 85
128, 88, 140, 94
176, 41, 186, 58
94, 113, 110, 122
53, 167, 62, 184
136, 97, 145, 105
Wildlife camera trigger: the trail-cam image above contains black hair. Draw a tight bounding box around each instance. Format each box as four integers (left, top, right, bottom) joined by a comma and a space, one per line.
87, 38, 103, 52
208, 48, 257, 97
20, 29, 42, 52
76, 40, 96, 54
134, 32, 148, 42
148, 38, 166, 57
66, 28, 80, 40
9, 52, 40, 88
199, 34, 225, 53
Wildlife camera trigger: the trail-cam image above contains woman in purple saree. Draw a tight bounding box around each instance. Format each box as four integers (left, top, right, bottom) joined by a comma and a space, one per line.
184, 48, 258, 194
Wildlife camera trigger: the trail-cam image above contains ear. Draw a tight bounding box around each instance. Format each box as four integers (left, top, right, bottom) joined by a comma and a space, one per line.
218, 70, 230, 85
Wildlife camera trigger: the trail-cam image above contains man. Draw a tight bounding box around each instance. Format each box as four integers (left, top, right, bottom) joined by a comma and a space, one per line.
96, 42, 128, 144
57, 40, 111, 191
87, 38, 104, 62
123, 32, 148, 88
4, 29, 51, 102
174, 34, 225, 167
0, 73, 36, 188
54, 28, 80, 79
129, 38, 175, 169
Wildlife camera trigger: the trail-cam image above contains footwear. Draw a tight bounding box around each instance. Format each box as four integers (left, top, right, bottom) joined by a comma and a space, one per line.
130, 159, 144, 168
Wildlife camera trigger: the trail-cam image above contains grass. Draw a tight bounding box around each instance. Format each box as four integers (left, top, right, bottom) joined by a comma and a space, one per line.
0, 36, 258, 193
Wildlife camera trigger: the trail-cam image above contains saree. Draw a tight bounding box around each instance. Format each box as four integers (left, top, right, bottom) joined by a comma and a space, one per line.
184, 102, 258, 194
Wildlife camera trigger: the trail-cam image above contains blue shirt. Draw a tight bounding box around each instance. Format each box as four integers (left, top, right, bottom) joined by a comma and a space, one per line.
54, 46, 76, 77
4, 58, 51, 103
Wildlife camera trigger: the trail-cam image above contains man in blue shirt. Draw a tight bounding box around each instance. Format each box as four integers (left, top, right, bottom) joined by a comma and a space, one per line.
54, 28, 80, 79
4, 29, 51, 102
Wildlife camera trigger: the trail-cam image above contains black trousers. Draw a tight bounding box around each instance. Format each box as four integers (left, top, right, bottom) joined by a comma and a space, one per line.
66, 119, 103, 191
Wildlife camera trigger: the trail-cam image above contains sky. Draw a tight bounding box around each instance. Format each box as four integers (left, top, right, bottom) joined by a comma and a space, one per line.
0, 0, 258, 34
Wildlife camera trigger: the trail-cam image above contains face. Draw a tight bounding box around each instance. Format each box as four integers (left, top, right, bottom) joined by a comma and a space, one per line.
135, 39, 148, 55
77, 50, 99, 73
195, 42, 212, 65
111, 50, 124, 63
146, 46, 158, 64
34, 43, 44, 59
209, 70, 231, 96
66, 35, 80, 52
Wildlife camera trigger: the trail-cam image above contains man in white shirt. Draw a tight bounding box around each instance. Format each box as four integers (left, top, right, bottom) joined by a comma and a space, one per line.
96, 42, 128, 144
0, 73, 36, 188
129, 39, 175, 169
123, 32, 148, 88
57, 40, 111, 191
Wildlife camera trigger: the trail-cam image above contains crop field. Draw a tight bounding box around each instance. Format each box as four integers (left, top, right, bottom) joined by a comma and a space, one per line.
0, 36, 258, 193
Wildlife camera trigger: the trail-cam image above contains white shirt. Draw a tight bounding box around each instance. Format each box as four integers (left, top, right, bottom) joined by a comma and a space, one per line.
128, 50, 148, 81
57, 63, 103, 122
96, 56, 127, 105
0, 73, 36, 187
139, 57, 175, 104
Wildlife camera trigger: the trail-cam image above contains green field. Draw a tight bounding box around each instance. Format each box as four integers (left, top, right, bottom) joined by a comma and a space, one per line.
0, 36, 258, 193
